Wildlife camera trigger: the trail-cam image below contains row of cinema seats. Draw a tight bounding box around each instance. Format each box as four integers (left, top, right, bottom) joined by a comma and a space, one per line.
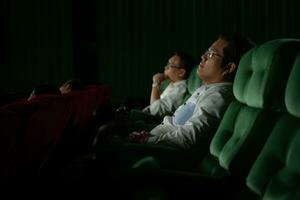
0, 84, 111, 182
115, 39, 300, 199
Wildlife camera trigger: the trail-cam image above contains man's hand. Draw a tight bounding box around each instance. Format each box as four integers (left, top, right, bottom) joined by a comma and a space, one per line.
128, 131, 151, 144
153, 73, 167, 83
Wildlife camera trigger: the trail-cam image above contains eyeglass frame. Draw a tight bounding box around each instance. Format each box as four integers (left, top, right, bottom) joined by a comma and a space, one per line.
165, 62, 185, 69
203, 48, 224, 59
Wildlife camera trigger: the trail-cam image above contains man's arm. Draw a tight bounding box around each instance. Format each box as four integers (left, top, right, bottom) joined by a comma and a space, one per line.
148, 82, 187, 117
146, 90, 232, 149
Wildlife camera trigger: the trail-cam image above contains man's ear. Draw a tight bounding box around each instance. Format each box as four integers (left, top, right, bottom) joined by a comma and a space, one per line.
179, 68, 186, 78
224, 62, 236, 75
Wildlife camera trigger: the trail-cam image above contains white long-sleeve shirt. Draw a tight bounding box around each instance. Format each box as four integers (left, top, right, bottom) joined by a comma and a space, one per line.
143, 80, 187, 118
146, 82, 234, 149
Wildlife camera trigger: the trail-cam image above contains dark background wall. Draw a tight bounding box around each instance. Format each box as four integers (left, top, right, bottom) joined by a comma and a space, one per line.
1, 0, 299, 103
0, 0, 73, 95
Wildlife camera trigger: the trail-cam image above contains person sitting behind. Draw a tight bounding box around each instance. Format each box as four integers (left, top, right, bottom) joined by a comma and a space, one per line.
142, 51, 196, 118
59, 79, 84, 94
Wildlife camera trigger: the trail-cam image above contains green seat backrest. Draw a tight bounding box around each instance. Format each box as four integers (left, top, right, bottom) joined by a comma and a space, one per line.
159, 79, 170, 91
183, 65, 202, 102
246, 53, 300, 200
205, 39, 300, 180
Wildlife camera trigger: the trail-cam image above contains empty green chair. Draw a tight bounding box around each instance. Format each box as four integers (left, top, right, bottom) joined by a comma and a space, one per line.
245, 52, 300, 200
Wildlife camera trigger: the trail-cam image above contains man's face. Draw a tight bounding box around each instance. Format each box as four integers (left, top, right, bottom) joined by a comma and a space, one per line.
164, 55, 185, 81
197, 38, 229, 84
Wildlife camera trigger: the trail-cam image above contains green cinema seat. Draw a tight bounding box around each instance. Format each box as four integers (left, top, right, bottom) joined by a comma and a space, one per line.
202, 39, 300, 181
244, 52, 300, 200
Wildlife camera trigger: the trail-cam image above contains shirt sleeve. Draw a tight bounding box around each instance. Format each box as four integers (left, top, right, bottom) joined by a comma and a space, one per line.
147, 89, 233, 149
147, 83, 187, 118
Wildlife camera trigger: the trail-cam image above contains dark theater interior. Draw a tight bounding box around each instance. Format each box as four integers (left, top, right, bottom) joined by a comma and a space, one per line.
1, 0, 300, 199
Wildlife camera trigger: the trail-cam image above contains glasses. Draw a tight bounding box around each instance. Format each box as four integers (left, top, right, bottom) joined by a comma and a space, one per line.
165, 62, 184, 69
203, 49, 224, 59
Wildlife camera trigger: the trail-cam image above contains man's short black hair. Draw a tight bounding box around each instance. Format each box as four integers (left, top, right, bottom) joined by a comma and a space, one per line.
218, 32, 256, 66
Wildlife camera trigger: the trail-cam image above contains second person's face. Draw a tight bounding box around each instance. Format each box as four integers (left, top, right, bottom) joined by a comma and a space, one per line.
164, 55, 184, 81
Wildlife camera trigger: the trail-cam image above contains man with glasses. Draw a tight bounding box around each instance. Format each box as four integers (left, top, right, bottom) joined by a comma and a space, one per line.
129, 33, 255, 149
142, 51, 196, 118
61, 33, 255, 187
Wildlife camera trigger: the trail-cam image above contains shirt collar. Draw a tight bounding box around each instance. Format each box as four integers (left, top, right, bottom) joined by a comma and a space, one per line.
196, 82, 232, 92
170, 80, 186, 87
